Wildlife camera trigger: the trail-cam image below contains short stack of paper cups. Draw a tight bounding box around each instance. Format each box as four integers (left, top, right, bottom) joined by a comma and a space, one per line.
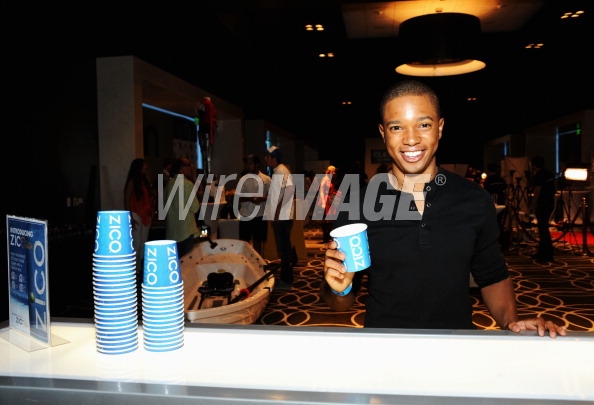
141, 240, 185, 352
92, 210, 138, 355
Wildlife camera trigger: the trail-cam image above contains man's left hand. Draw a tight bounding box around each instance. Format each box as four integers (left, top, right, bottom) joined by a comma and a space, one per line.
506, 317, 567, 338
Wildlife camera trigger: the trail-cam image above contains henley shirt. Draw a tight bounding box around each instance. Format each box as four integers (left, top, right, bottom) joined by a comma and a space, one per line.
334, 168, 509, 329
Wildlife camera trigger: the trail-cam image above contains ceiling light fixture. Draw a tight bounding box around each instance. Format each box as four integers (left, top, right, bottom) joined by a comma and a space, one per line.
525, 43, 544, 49
561, 10, 584, 19
306, 24, 325, 31
395, 13, 486, 77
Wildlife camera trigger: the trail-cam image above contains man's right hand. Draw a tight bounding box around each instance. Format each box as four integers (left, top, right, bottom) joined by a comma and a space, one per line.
324, 240, 355, 293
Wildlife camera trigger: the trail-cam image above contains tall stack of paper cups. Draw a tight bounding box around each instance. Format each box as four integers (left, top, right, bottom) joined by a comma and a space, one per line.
92, 210, 138, 354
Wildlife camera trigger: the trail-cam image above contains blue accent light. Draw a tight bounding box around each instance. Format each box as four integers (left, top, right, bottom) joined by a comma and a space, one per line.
142, 103, 203, 169
142, 103, 195, 122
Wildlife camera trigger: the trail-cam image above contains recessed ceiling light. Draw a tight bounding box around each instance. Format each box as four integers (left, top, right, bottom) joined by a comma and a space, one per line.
306, 24, 325, 31
561, 10, 584, 19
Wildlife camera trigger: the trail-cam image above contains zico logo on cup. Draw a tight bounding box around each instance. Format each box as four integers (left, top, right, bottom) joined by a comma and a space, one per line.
143, 240, 181, 287
330, 223, 371, 272
95, 211, 134, 255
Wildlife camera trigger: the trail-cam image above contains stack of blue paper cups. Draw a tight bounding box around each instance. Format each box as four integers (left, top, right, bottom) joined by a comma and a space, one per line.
92, 210, 138, 355
141, 240, 185, 352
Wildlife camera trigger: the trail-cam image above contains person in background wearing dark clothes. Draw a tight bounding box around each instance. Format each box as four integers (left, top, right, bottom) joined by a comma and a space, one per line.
483, 163, 507, 205
483, 162, 508, 249
528, 156, 557, 263
263, 146, 295, 291
237, 154, 271, 255
321, 79, 566, 338
197, 96, 217, 177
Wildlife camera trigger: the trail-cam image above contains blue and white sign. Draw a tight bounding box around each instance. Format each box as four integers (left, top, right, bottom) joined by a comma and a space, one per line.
6, 215, 50, 344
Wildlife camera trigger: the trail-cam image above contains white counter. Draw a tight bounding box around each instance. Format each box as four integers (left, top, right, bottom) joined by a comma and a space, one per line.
0, 320, 593, 404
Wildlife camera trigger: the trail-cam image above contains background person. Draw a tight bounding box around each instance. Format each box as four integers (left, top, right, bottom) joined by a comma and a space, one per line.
164, 158, 200, 257
483, 162, 509, 249
264, 145, 295, 291
124, 158, 155, 272
237, 154, 271, 255
317, 165, 339, 243
483, 163, 507, 205
321, 79, 566, 338
197, 96, 217, 177
160, 157, 176, 189
528, 155, 557, 263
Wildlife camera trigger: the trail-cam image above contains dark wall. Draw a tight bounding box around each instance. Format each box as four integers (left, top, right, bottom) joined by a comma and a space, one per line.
2, 56, 101, 322
3, 56, 100, 227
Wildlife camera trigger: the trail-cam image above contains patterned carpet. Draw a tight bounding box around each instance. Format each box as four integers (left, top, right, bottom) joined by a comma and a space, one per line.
256, 222, 594, 332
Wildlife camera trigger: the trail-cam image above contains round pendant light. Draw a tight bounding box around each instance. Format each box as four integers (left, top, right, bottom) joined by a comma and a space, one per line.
396, 13, 486, 77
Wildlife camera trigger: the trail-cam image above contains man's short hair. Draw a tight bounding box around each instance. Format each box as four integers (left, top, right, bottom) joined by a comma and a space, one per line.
379, 79, 441, 122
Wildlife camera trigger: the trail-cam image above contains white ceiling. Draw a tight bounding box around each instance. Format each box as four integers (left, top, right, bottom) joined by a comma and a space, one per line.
342, 0, 545, 38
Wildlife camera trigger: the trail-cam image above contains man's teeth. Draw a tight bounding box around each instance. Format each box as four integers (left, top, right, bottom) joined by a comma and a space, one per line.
403, 151, 421, 157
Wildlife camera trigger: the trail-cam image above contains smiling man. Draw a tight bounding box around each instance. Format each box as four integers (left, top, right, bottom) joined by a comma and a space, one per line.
320, 80, 567, 338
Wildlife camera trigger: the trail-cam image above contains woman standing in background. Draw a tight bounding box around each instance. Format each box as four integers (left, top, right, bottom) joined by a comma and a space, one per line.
124, 158, 155, 271
318, 165, 339, 243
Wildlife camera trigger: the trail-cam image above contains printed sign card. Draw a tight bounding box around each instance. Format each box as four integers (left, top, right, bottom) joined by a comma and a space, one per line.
2, 215, 68, 352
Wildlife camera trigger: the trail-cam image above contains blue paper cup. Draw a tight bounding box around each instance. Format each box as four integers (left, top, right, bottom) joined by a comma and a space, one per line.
94, 291, 136, 303
142, 317, 185, 331
143, 240, 182, 288
93, 285, 136, 297
143, 340, 184, 353
141, 283, 184, 295
142, 331, 184, 346
95, 211, 134, 256
93, 295, 137, 314
94, 316, 137, 329
330, 223, 371, 272
141, 306, 182, 318
92, 279, 136, 291
92, 257, 136, 267
95, 324, 138, 338
94, 306, 136, 318
97, 340, 139, 355
93, 272, 136, 283
142, 312, 185, 327
141, 294, 183, 307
